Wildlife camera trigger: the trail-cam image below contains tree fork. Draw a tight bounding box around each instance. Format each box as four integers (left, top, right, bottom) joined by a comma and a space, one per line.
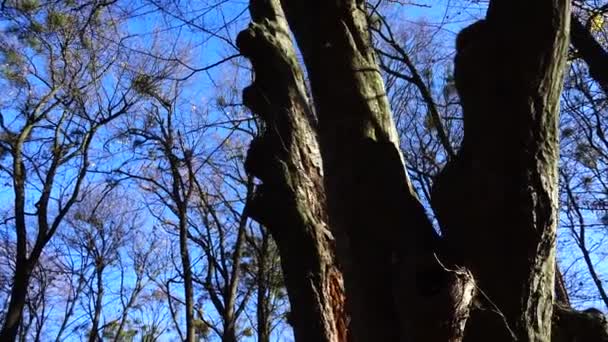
274, 0, 475, 340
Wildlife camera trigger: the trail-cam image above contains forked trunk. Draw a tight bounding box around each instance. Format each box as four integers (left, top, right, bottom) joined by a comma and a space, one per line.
277, 0, 473, 340
240, 0, 608, 341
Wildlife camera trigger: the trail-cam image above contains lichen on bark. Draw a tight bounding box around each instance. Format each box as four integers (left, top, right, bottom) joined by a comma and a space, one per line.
237, 1, 348, 341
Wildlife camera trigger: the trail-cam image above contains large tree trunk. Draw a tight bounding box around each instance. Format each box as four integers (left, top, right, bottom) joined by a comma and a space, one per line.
238, 0, 608, 341
237, 1, 348, 341
432, 1, 570, 341
275, 1, 474, 341
240, 0, 475, 340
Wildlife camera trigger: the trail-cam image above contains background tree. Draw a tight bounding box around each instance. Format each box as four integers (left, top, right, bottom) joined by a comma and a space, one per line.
62, 187, 143, 342
0, 0, 140, 338
241, 225, 289, 342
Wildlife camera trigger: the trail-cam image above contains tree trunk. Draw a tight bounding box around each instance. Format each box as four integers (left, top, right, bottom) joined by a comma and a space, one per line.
552, 304, 608, 342
88, 264, 105, 342
0, 138, 31, 342
274, 0, 474, 341
178, 210, 195, 342
238, 0, 608, 341
432, 1, 570, 341
221, 298, 237, 342
222, 323, 237, 342
256, 233, 271, 342
0, 259, 32, 342
222, 203, 248, 342
237, 1, 348, 341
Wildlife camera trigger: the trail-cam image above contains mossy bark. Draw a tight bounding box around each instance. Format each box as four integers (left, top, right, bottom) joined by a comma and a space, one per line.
238, 1, 347, 341
237, 1, 608, 341
274, 1, 474, 341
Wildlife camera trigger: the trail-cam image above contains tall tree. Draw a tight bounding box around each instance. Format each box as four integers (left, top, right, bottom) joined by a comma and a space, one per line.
242, 225, 288, 342
237, 0, 607, 341
62, 188, 140, 342
237, 1, 348, 340
432, 1, 570, 340
0, 1, 138, 339
118, 87, 198, 342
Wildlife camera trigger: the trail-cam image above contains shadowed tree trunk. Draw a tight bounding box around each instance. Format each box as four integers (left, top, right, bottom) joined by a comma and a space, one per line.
240, 0, 474, 340
1, 258, 32, 342
552, 304, 608, 342
239, 0, 608, 341
432, 0, 569, 341
274, 0, 474, 341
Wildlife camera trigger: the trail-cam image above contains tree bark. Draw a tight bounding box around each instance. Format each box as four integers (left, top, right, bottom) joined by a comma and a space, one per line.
552, 304, 608, 342
432, 1, 570, 341
237, 1, 608, 342
275, 1, 474, 341
237, 1, 348, 341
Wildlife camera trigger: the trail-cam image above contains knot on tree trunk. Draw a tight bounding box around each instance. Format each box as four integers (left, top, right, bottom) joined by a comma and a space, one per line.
236, 2, 349, 341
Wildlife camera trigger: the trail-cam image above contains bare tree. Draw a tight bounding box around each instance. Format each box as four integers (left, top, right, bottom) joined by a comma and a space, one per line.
242, 224, 289, 342
60, 188, 141, 341
0, 1, 140, 339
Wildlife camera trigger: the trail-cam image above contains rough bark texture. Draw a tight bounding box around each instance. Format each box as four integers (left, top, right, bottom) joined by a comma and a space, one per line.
237, 1, 608, 342
432, 1, 570, 341
237, 1, 347, 341
274, 1, 474, 341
